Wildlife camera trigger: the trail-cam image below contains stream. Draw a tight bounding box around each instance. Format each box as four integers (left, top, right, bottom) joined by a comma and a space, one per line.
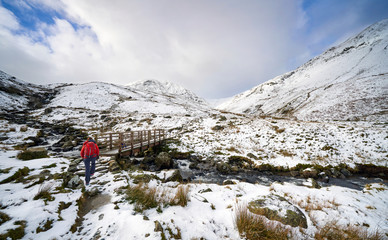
176, 160, 387, 191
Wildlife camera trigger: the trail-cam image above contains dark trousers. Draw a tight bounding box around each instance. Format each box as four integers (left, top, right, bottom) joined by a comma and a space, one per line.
83, 157, 96, 184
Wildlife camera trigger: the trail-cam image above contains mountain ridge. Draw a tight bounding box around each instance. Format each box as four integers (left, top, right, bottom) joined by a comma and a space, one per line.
218, 19, 388, 121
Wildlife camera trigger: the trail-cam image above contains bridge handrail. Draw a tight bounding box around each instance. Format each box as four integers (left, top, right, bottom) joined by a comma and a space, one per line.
95, 129, 166, 153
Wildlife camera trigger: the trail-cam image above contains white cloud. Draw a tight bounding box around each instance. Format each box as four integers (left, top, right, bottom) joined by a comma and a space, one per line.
0, 6, 19, 30
1, 0, 386, 98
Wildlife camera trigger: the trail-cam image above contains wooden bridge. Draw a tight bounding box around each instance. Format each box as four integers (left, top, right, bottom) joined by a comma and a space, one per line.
96, 129, 166, 157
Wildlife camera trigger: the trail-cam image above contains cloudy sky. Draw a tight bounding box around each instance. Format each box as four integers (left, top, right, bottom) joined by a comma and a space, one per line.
1, 0, 388, 98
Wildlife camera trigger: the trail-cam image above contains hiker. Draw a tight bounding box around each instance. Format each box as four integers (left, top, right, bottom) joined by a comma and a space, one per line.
80, 137, 99, 186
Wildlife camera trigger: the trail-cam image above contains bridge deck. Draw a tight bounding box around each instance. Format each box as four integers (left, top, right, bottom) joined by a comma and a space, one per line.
96, 129, 166, 157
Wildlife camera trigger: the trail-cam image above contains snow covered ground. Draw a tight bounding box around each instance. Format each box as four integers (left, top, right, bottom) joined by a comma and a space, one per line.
166, 114, 388, 168
1, 152, 387, 239
1, 115, 387, 239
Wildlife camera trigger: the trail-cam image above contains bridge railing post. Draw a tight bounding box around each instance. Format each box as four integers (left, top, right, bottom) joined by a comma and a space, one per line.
140, 131, 143, 150
148, 130, 151, 147
119, 133, 123, 155
109, 133, 113, 150
131, 131, 134, 153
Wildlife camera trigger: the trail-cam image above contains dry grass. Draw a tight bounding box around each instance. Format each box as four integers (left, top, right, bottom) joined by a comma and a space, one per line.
235, 204, 291, 240
34, 182, 55, 203
126, 183, 158, 212
296, 195, 339, 212
171, 185, 190, 207
315, 221, 383, 240
126, 184, 190, 212
278, 149, 294, 157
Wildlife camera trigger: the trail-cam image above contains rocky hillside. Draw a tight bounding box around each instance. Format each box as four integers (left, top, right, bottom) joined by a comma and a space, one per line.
0, 70, 54, 113
219, 19, 388, 122
0, 71, 214, 135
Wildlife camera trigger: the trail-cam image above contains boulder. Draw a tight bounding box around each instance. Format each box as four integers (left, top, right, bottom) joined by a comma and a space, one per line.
216, 162, 231, 174
154, 221, 163, 232
17, 147, 48, 160
247, 153, 258, 160
189, 162, 199, 170
155, 152, 172, 170
165, 170, 183, 182
310, 178, 321, 189
63, 172, 82, 189
301, 168, 318, 179
223, 179, 236, 185
109, 160, 120, 172
248, 194, 308, 228
340, 168, 352, 177
330, 168, 341, 178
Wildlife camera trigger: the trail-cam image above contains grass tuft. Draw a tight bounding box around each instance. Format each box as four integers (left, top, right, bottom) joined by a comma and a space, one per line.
34, 182, 55, 203
235, 204, 291, 240
171, 185, 190, 207
315, 221, 383, 240
0, 167, 30, 184
126, 183, 158, 212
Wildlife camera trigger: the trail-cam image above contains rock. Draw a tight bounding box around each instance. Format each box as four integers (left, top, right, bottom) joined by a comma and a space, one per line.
247, 153, 258, 160
109, 160, 120, 172
36, 130, 45, 138
143, 155, 155, 164
171, 152, 191, 159
230, 166, 239, 172
17, 147, 48, 160
62, 140, 74, 148
248, 194, 308, 228
318, 172, 329, 183
20, 126, 28, 132
189, 162, 199, 170
290, 171, 299, 177
211, 125, 224, 131
154, 221, 163, 232
68, 165, 78, 173
155, 152, 172, 170
216, 162, 231, 174
0, 136, 9, 141
199, 188, 212, 194
86, 187, 100, 197
340, 168, 352, 177
301, 168, 318, 179
330, 168, 341, 178
44, 108, 53, 114
63, 173, 82, 189
310, 178, 321, 189
223, 179, 236, 185
165, 170, 183, 182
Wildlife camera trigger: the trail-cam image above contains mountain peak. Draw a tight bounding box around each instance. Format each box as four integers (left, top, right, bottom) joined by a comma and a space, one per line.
127, 79, 207, 104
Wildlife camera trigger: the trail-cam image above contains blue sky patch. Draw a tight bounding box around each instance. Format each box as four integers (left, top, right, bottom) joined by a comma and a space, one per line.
1, 0, 81, 35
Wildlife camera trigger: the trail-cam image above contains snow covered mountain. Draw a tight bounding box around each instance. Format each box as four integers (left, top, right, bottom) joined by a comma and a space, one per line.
0, 70, 211, 115
219, 19, 388, 122
0, 70, 51, 113
47, 81, 211, 115
127, 79, 207, 104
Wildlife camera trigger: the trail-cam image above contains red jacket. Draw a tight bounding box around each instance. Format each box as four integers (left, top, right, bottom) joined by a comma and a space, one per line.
81, 140, 99, 159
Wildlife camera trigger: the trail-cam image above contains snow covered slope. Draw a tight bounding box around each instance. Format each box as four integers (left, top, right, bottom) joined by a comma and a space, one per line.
47, 81, 211, 115
127, 79, 208, 104
0, 70, 48, 113
219, 19, 388, 121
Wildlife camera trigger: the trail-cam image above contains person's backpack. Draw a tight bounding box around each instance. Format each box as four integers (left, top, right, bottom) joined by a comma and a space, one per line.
84, 141, 98, 158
